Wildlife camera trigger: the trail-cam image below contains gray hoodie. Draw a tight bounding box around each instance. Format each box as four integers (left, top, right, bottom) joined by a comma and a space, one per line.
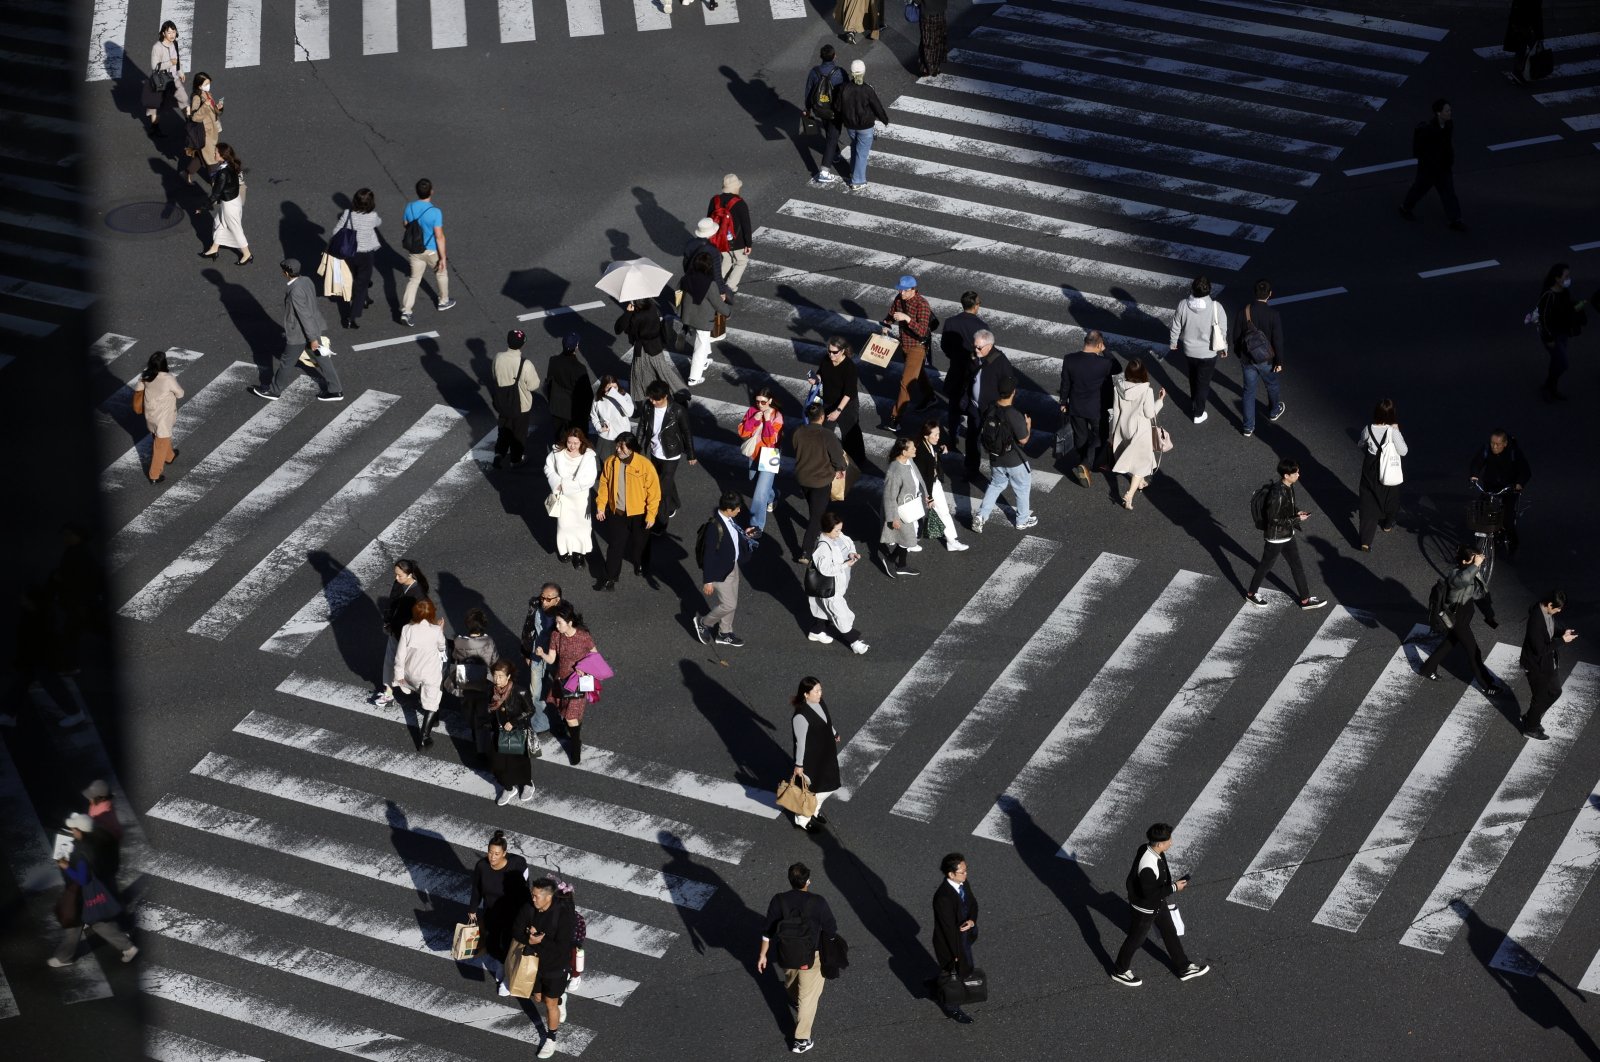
1168, 295, 1227, 360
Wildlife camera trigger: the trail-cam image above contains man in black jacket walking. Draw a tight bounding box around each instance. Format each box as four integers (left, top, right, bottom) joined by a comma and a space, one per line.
941, 291, 988, 445
636, 380, 696, 536
1058, 329, 1117, 487
1422, 544, 1505, 694
962, 330, 1016, 481
758, 862, 839, 1055
834, 59, 889, 190
1520, 590, 1577, 739
1246, 459, 1328, 610
1229, 279, 1286, 438
806, 45, 846, 186
1400, 98, 1464, 231
931, 852, 978, 1023
1111, 823, 1208, 986
695, 491, 756, 649
512, 878, 577, 1059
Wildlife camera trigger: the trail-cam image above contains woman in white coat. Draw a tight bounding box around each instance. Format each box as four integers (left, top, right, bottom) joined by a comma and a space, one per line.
1167, 275, 1227, 424
588, 375, 634, 464
1109, 358, 1165, 511
545, 427, 599, 569
806, 512, 870, 655
392, 598, 447, 727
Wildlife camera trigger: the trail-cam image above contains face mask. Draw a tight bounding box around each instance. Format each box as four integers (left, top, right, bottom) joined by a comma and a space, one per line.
199, 83, 211, 94
1563, 278, 1572, 289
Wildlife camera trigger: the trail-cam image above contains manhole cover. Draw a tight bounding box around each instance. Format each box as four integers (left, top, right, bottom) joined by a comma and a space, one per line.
104, 201, 185, 234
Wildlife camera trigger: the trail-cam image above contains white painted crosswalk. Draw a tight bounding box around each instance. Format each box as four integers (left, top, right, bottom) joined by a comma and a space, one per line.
1475, 31, 1600, 136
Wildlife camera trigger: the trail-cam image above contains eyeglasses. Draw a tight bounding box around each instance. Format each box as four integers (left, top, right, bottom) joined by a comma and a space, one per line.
540, 595, 559, 602
827, 347, 844, 354
755, 398, 771, 405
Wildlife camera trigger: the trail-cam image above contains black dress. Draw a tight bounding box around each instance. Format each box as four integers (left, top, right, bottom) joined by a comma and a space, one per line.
817, 357, 868, 467
470, 852, 530, 962
793, 698, 841, 794
488, 687, 535, 790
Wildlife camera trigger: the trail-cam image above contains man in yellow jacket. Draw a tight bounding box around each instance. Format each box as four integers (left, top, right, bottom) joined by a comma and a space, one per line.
594, 431, 661, 592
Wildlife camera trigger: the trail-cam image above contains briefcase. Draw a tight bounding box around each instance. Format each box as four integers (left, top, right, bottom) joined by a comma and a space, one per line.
859, 333, 898, 368
451, 922, 481, 961
936, 966, 987, 1007
504, 940, 540, 998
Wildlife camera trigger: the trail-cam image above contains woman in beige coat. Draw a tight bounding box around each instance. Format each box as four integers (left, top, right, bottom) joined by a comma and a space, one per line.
133, 351, 184, 484
184, 72, 222, 184
1109, 358, 1165, 510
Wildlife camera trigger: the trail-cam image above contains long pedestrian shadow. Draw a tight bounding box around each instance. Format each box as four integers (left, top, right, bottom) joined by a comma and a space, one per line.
309, 549, 384, 686
718, 64, 805, 160
1455, 898, 1600, 1060
999, 798, 1123, 971
1138, 471, 1257, 595
1305, 537, 1422, 646
144, 157, 209, 242
277, 199, 324, 273
384, 799, 474, 977
632, 187, 690, 260
677, 660, 786, 796
433, 569, 522, 666
815, 822, 938, 1001
198, 266, 277, 367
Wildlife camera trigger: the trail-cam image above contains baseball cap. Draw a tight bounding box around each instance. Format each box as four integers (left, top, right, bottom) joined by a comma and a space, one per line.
897, 275, 918, 290
82, 780, 110, 800
563, 332, 581, 350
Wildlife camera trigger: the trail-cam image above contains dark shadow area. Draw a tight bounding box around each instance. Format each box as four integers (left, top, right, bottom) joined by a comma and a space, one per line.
143, 157, 208, 242
999, 798, 1122, 971
678, 659, 785, 793
277, 199, 324, 272
718, 64, 803, 149
199, 266, 278, 365
632, 187, 690, 260
384, 798, 470, 961
502, 267, 572, 312
309, 550, 383, 685
416, 333, 483, 411
815, 821, 939, 999
1456, 899, 1600, 1060
1138, 470, 1257, 595
1305, 537, 1423, 646
433, 570, 522, 661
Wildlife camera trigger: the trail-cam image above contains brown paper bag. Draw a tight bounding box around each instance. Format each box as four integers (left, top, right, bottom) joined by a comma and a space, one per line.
504, 940, 541, 998
859, 333, 898, 368
451, 922, 481, 961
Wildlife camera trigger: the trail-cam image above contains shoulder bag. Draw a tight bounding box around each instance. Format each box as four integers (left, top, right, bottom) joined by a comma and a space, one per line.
803, 560, 836, 599
329, 211, 358, 260
1208, 301, 1227, 354
776, 775, 819, 817
497, 727, 529, 756
1372, 428, 1403, 486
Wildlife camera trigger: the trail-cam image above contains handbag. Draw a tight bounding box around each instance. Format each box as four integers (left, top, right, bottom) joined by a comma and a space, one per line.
544, 492, 562, 517
149, 68, 173, 92
775, 776, 819, 817
926, 507, 945, 540
859, 333, 898, 368
1152, 424, 1173, 453
1526, 42, 1554, 81
711, 312, 728, 340
739, 433, 761, 459
803, 561, 836, 599
904, 0, 920, 21
497, 728, 529, 756
132, 387, 145, 415
830, 454, 852, 501
504, 939, 540, 998
758, 446, 781, 474
80, 875, 122, 924
572, 650, 613, 681
1208, 301, 1227, 354
897, 496, 927, 523
329, 213, 358, 260
937, 966, 988, 1007
1372, 428, 1403, 486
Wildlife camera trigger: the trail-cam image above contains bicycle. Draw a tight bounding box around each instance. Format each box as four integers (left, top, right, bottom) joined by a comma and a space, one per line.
1466, 481, 1519, 586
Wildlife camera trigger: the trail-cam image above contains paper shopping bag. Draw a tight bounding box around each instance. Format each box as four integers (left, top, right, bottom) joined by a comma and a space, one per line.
504, 940, 541, 998
451, 922, 481, 960
859, 333, 898, 368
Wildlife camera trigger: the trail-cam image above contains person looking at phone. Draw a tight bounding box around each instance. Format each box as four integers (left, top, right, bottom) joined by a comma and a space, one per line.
1245, 458, 1328, 611
1111, 823, 1208, 987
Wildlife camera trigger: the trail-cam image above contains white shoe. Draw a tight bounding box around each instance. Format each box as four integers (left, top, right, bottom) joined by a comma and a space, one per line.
496, 790, 513, 806
850, 641, 870, 655
537, 1037, 557, 1059
121, 945, 139, 964
46, 956, 74, 968
808, 631, 834, 643
946, 540, 970, 552
559, 998, 568, 1022
497, 979, 511, 997
1192, 411, 1208, 425
906, 544, 923, 553
518, 785, 535, 802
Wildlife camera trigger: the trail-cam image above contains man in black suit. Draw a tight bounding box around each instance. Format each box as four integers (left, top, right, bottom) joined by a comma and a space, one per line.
931, 852, 979, 1023
1520, 590, 1578, 740
940, 291, 987, 444
962, 330, 1016, 482
1057, 329, 1118, 488
694, 491, 757, 649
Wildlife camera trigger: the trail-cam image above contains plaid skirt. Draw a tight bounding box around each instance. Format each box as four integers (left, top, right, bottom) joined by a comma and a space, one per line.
920, 15, 949, 77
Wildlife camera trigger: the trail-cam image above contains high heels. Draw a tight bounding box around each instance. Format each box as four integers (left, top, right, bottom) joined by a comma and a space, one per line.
237, 253, 254, 266
1120, 493, 1135, 510
198, 248, 219, 259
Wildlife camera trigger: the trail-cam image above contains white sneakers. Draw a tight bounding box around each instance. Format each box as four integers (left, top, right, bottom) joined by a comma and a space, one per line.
496, 790, 513, 807
850, 641, 870, 655
1192, 411, 1209, 425
537, 1036, 557, 1058
518, 785, 535, 802
946, 541, 970, 552
808, 631, 834, 643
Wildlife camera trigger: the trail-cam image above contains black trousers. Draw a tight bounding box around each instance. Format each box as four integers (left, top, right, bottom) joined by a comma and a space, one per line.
1187, 356, 1218, 418
838, 420, 868, 471
655, 457, 683, 532
1523, 670, 1562, 730
1114, 905, 1189, 974
800, 484, 832, 557
1401, 168, 1461, 222
494, 410, 530, 463
1423, 612, 1494, 685
817, 119, 842, 173
1067, 412, 1103, 469
603, 513, 648, 581
1247, 537, 1309, 599
347, 251, 375, 321
944, 370, 970, 439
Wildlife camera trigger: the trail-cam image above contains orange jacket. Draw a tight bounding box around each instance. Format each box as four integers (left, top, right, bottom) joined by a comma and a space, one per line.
597, 454, 661, 523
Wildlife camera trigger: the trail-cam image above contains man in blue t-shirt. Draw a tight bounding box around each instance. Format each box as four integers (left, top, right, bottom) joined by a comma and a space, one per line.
400, 177, 454, 325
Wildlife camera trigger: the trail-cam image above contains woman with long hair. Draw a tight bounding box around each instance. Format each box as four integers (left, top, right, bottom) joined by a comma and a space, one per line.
443, 606, 498, 755
915, 420, 966, 551
807, 512, 869, 653
132, 350, 184, 484
616, 298, 688, 398
486, 660, 537, 805
182, 71, 221, 183
1356, 399, 1408, 552
588, 375, 634, 465
534, 604, 597, 765
737, 385, 784, 535
878, 435, 928, 577
199, 143, 251, 265
788, 677, 841, 831
1109, 358, 1165, 510
545, 427, 599, 569
373, 560, 430, 706
143, 20, 187, 135
333, 187, 382, 329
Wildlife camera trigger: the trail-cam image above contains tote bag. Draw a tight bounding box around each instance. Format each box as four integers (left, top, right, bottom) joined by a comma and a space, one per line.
1372, 428, 1403, 486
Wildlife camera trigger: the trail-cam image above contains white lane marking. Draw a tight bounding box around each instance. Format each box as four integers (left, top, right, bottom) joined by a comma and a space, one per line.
634, 0, 671, 31
235, 709, 753, 864
293, 0, 331, 61
136, 902, 616, 1032
0, 967, 15, 1020
567, 0, 606, 36
259, 429, 496, 655
1568, 115, 1600, 132
1487, 134, 1564, 151
364, 0, 399, 54
776, 200, 1201, 290
278, 671, 781, 818
90, 332, 138, 365
182, 404, 461, 638
1534, 85, 1600, 106
1490, 779, 1600, 975
1543, 57, 1600, 80
1342, 159, 1415, 176
147, 1027, 267, 1062
183, 752, 719, 909
98, 347, 204, 415
939, 49, 1365, 137
879, 122, 1299, 214
1475, 31, 1600, 56
85, 0, 129, 80
111, 388, 392, 574
1401, 664, 1600, 954
1200, 0, 1447, 39
1582, 941, 1600, 993
703, 0, 740, 26
517, 300, 607, 321
921, 73, 1342, 160
1418, 260, 1500, 279
1270, 287, 1348, 305
140, 966, 498, 1062
159, 1, 194, 50
770, 0, 808, 17
226, 0, 262, 67
967, 25, 1388, 109
892, 96, 1321, 188
0, 274, 93, 311
137, 845, 675, 960
868, 150, 1273, 241
894, 554, 1142, 824
498, 0, 537, 41
431, 0, 468, 47
349, 330, 441, 351
1228, 627, 1440, 910
1312, 643, 1517, 932
833, 537, 1064, 801
1571, 240, 1600, 252
100, 362, 263, 495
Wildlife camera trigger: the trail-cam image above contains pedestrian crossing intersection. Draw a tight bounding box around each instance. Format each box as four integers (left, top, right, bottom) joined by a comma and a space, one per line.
1475, 31, 1600, 146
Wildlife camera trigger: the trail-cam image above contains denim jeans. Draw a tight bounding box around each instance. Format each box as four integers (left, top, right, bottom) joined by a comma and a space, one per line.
1240, 360, 1281, 432
977, 461, 1031, 524
748, 467, 776, 531
847, 126, 875, 186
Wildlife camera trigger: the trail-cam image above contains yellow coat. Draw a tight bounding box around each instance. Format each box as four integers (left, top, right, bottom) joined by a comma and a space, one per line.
596, 454, 661, 523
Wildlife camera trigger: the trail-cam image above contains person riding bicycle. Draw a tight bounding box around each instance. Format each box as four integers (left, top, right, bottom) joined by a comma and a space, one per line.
1468, 430, 1530, 556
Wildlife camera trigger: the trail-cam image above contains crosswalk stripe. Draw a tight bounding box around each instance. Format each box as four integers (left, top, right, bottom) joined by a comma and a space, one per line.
227, 0, 263, 67
635, 0, 671, 31
1311, 643, 1519, 933
100, 362, 267, 495
880, 122, 1300, 214
1489, 775, 1600, 975
1474, 31, 1600, 58
277, 670, 782, 820
365, 0, 399, 54
117, 389, 396, 608
1229, 627, 1441, 910
1534, 85, 1600, 106
893, 553, 1141, 824
261, 429, 497, 656
937, 51, 1365, 138
892, 96, 1322, 187
99, 347, 205, 415
1582, 943, 1600, 994
1400, 663, 1600, 954
775, 200, 1201, 291
85, 0, 129, 80
499, 0, 538, 41
703, 0, 741, 26
567, 0, 606, 37
140, 965, 485, 1062
294, 0, 331, 61
920, 74, 1343, 162
147, 1026, 267, 1062
1566, 114, 1600, 132
432, 0, 469, 48
135, 902, 608, 1041
834, 536, 1063, 801
1538, 57, 1600, 80
770, 0, 808, 16
1198, 0, 1447, 40
0, 273, 95, 311
234, 709, 754, 864
0, 967, 15, 1020
967, 26, 1386, 111
866, 151, 1273, 242
160, 1, 195, 54
183, 405, 465, 639
182, 752, 719, 909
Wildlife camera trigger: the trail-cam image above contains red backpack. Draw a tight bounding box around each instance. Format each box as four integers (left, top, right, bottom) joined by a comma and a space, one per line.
708, 195, 741, 252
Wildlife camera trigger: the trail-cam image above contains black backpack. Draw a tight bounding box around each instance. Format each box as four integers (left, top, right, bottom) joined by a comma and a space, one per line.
694, 517, 724, 570
773, 896, 817, 969
809, 66, 839, 123
401, 209, 427, 254
1249, 482, 1274, 531
1427, 578, 1455, 632
979, 405, 1014, 459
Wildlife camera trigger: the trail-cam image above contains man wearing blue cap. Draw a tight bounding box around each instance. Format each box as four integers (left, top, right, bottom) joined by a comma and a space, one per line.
882, 275, 936, 430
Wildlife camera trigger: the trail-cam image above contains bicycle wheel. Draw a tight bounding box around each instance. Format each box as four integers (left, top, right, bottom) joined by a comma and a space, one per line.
1481, 534, 1497, 586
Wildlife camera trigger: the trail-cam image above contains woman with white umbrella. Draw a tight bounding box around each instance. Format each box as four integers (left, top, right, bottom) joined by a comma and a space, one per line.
600, 258, 687, 398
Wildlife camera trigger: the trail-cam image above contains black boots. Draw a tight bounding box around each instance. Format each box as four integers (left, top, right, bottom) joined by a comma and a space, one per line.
568, 726, 582, 766
417, 711, 439, 750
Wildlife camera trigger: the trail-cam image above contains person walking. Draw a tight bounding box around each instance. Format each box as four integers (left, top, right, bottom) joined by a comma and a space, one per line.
1108, 358, 1163, 511
806, 46, 847, 186
835, 60, 889, 190
1356, 399, 1408, 551
518, 582, 564, 748
1168, 275, 1227, 424
919, 0, 951, 76
181, 73, 219, 184
392, 598, 446, 731
616, 299, 688, 399
1519, 591, 1577, 740
758, 862, 840, 1055
708, 175, 753, 292
1245, 459, 1329, 611
637, 380, 696, 535
1110, 823, 1208, 987
143, 20, 187, 136
331, 188, 381, 329
788, 678, 841, 831
941, 292, 988, 444
132, 351, 183, 485
545, 428, 598, 569
814, 337, 868, 470
807, 513, 870, 653
1058, 329, 1116, 488
1504, 0, 1545, 83
511, 878, 578, 1058
251, 258, 343, 402
1422, 544, 1506, 693
1229, 279, 1286, 437
1400, 99, 1464, 231
589, 376, 634, 465
534, 604, 598, 765
593, 433, 660, 591
931, 852, 978, 1023
683, 217, 720, 277
467, 830, 530, 979
881, 275, 937, 429
792, 403, 848, 563
879, 437, 928, 577
50, 813, 137, 968
1469, 429, 1531, 556
545, 333, 594, 444
972, 379, 1036, 533
82, 780, 124, 842
198, 143, 251, 265
399, 178, 455, 326
443, 607, 498, 755
1533, 262, 1590, 401
678, 252, 733, 386
487, 660, 538, 803
738, 386, 784, 535
833, 0, 884, 44
372, 560, 429, 706
914, 422, 967, 551
695, 492, 757, 649
961, 331, 1016, 482
491, 329, 541, 469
